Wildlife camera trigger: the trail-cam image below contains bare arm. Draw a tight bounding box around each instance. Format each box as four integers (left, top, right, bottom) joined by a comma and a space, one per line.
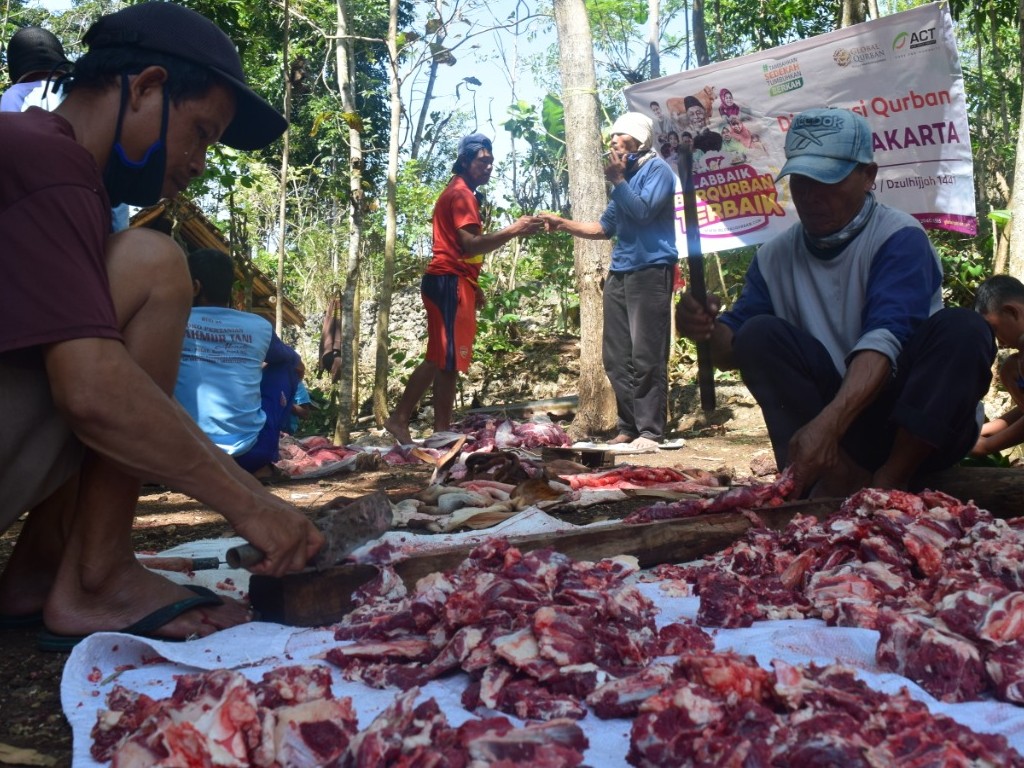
455, 216, 543, 257
787, 350, 891, 496
972, 407, 1024, 456
538, 214, 607, 240
44, 337, 323, 577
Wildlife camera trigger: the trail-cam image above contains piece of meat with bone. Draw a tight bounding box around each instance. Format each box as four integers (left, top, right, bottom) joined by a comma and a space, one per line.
93, 667, 361, 767
458, 716, 588, 767
985, 642, 1024, 703
875, 608, 987, 703
586, 664, 676, 719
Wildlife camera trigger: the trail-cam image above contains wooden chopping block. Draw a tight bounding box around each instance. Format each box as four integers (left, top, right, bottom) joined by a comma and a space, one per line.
250, 498, 841, 627
916, 466, 1024, 519
541, 446, 615, 469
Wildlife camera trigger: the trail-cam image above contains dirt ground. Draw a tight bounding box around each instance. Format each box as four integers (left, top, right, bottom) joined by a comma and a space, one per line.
0, 411, 770, 767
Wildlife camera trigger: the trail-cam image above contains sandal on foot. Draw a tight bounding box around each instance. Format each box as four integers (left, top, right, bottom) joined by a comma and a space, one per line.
37, 592, 223, 653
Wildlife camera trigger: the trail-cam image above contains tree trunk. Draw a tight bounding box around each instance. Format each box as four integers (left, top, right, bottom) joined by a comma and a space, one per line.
841, 0, 865, 28
1008, 85, 1024, 279
692, 0, 709, 66
332, 0, 364, 444
371, 0, 402, 425
275, 0, 291, 335
648, 0, 660, 79
552, 0, 616, 436
1008, 0, 1024, 280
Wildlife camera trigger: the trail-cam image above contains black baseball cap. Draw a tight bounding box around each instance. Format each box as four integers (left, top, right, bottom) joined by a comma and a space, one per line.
7, 26, 69, 84
83, 2, 287, 150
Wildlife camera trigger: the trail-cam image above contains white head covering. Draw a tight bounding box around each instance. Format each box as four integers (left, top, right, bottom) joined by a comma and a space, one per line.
610, 112, 654, 153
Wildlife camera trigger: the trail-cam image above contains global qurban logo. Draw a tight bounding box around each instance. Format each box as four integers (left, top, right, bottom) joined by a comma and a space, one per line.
832, 44, 885, 68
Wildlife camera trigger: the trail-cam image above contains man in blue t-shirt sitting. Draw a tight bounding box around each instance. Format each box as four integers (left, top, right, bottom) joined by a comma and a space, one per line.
175, 248, 302, 476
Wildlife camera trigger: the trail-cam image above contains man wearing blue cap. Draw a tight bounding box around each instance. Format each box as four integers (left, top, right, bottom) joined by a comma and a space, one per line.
385, 133, 544, 445
677, 108, 993, 497
0, 2, 322, 650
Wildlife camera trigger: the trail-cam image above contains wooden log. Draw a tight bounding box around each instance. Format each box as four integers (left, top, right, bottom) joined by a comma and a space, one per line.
250, 498, 840, 627
916, 466, 1024, 519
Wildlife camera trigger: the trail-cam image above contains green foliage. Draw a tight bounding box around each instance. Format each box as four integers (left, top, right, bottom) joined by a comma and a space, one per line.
930, 230, 992, 309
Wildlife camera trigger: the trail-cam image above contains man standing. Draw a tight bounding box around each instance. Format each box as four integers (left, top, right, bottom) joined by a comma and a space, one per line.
541, 113, 678, 450
677, 108, 994, 496
0, 2, 322, 648
384, 134, 543, 445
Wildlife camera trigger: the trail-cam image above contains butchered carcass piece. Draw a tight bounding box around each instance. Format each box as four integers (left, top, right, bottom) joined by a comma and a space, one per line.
459, 716, 588, 766
533, 605, 595, 666
986, 643, 1024, 703
933, 588, 1000, 642
497, 677, 588, 721
272, 697, 358, 766
91, 686, 163, 762
978, 592, 1024, 645
656, 622, 714, 656
254, 664, 335, 709
696, 571, 809, 628
340, 687, 444, 767
876, 610, 987, 702
586, 664, 675, 719
110, 711, 214, 768
169, 669, 263, 766
806, 560, 912, 627
627, 679, 729, 767
675, 650, 772, 705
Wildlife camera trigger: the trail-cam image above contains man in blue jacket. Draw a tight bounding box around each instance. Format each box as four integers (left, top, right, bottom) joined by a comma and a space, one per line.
677, 108, 993, 497
542, 112, 678, 450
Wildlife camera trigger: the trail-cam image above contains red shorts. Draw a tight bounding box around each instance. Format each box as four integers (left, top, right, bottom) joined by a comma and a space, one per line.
422, 273, 476, 373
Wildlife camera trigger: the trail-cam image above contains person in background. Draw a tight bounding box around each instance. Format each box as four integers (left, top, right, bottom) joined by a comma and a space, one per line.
175, 248, 302, 478
384, 133, 543, 445
540, 112, 678, 451
972, 275, 1024, 458
0, 2, 321, 650
287, 380, 315, 434
1, 26, 69, 113
2, 25, 130, 232
676, 108, 994, 497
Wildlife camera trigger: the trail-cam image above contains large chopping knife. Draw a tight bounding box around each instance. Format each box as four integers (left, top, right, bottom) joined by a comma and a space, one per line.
678, 147, 716, 413
225, 491, 393, 570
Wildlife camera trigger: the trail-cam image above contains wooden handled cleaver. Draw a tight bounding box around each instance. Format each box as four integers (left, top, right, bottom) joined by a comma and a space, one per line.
225, 491, 393, 570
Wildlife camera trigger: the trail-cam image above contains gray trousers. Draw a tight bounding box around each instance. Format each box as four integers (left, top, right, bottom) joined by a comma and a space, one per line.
602, 265, 674, 440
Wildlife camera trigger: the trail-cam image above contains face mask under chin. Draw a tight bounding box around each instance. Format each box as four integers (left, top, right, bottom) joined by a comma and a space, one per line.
102, 77, 170, 207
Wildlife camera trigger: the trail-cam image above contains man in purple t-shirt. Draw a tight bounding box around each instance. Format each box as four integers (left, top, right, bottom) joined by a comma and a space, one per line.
0, 3, 323, 650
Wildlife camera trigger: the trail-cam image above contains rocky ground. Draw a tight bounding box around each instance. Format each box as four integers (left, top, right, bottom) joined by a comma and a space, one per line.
0, 395, 771, 767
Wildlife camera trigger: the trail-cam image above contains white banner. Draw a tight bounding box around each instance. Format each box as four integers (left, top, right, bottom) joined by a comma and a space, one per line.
624, 3, 975, 254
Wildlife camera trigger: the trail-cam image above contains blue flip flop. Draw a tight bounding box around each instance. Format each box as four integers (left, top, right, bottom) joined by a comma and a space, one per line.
37, 587, 224, 653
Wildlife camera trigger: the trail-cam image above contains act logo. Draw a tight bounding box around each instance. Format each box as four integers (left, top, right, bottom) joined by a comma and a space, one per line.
833, 48, 851, 67
893, 27, 936, 53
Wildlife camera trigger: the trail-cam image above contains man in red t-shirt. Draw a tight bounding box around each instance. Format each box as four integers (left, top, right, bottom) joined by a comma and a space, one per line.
385, 134, 543, 445
0, 3, 323, 650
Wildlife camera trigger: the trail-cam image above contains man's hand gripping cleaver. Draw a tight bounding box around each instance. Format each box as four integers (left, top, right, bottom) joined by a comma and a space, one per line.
678, 147, 716, 413
225, 491, 393, 570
